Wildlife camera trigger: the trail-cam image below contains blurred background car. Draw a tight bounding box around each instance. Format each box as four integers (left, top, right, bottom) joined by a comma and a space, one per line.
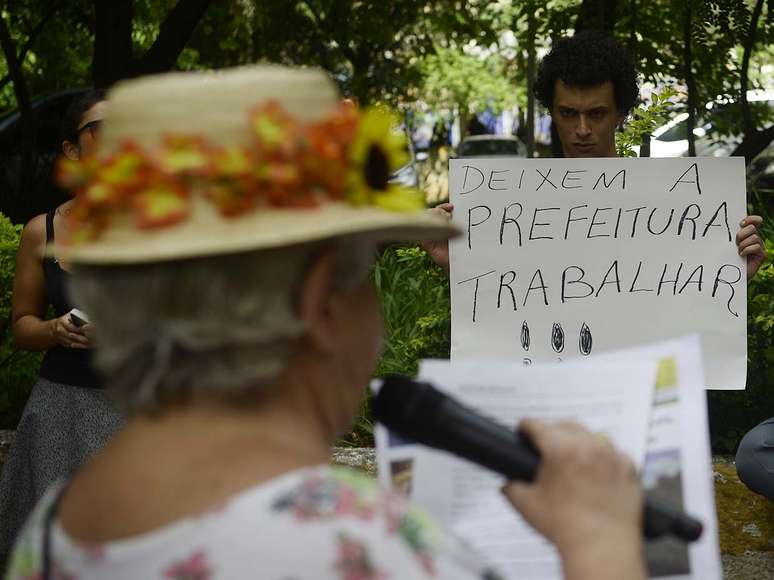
389, 135, 420, 189
457, 134, 526, 157
647, 90, 773, 158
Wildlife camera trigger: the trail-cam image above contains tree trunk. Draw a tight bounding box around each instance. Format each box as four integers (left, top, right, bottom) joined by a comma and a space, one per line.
575, 0, 619, 32
683, 0, 696, 157
515, 49, 527, 142
525, 0, 536, 158
135, 0, 212, 76
93, 0, 134, 87
731, 0, 773, 164
732, 125, 774, 165
0, 2, 65, 93
628, 0, 637, 56
0, 10, 35, 217
740, 0, 765, 137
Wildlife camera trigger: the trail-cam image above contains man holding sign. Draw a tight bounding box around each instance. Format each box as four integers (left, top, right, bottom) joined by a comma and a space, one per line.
425, 32, 764, 390
426, 32, 764, 278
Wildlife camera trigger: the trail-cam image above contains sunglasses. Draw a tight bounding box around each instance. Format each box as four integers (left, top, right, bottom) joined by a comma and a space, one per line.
77, 120, 103, 138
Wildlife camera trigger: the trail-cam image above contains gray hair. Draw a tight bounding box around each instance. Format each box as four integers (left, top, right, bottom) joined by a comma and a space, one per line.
71, 237, 376, 415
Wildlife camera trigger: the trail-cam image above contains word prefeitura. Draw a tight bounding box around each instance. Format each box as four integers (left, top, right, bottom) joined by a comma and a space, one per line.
465, 200, 731, 248
454, 161, 744, 322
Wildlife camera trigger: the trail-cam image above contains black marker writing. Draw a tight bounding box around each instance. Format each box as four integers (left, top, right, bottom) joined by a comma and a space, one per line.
521, 320, 530, 351
457, 270, 496, 322
551, 323, 565, 353
579, 322, 592, 356
669, 162, 702, 195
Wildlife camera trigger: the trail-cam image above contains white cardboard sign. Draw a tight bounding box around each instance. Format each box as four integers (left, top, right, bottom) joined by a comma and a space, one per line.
449, 157, 747, 390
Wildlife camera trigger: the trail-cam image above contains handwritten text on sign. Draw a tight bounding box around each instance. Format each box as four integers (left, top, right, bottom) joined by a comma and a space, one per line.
448, 157, 747, 390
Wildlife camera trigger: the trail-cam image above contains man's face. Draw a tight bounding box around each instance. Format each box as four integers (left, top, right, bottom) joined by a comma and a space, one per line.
551, 80, 625, 158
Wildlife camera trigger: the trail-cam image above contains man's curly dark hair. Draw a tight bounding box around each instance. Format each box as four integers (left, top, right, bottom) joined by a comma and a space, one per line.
535, 31, 639, 116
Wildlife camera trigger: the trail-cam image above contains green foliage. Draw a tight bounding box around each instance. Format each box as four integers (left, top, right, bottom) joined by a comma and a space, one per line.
0, 212, 39, 429
373, 245, 450, 377
419, 47, 520, 119
616, 86, 678, 157
339, 245, 450, 446
0, 212, 22, 323
709, 230, 774, 453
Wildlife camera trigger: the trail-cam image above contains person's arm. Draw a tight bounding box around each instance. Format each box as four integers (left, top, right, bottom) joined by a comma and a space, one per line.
737, 215, 765, 281
502, 419, 646, 580
421, 202, 453, 272
11, 214, 89, 351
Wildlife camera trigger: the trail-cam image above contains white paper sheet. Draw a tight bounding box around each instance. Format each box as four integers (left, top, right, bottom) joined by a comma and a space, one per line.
374, 336, 721, 580
448, 157, 747, 390
377, 357, 657, 580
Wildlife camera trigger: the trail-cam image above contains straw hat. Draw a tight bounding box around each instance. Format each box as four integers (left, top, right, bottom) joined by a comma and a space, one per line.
56, 65, 456, 264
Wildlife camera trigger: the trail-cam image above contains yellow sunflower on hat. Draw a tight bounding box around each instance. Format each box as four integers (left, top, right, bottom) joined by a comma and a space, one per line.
347, 107, 423, 211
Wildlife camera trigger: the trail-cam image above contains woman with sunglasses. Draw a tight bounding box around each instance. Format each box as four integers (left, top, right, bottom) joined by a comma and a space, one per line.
0, 90, 122, 565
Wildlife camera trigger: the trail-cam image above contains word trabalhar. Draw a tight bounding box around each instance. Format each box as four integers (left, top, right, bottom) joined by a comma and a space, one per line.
457, 260, 743, 322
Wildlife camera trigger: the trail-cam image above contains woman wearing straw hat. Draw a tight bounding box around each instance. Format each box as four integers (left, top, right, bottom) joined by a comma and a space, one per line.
6, 66, 645, 580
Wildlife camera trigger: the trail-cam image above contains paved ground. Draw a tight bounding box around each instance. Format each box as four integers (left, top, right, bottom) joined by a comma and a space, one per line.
2, 433, 771, 577
329, 447, 774, 580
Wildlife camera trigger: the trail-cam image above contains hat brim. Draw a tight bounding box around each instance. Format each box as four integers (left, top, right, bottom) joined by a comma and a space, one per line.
56, 201, 458, 265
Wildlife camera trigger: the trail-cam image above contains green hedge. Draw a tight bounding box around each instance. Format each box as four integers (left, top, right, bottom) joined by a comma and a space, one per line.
0, 213, 40, 429
708, 236, 774, 453
338, 245, 451, 447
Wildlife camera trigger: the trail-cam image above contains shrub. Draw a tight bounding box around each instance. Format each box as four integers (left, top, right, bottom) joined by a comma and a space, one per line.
708, 227, 774, 453
339, 245, 450, 447
0, 213, 40, 429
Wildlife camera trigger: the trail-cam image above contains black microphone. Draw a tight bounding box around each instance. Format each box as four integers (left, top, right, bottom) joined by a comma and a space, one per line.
373, 374, 704, 543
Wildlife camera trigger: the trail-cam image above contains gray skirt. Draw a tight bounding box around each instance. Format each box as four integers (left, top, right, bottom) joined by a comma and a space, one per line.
0, 377, 123, 562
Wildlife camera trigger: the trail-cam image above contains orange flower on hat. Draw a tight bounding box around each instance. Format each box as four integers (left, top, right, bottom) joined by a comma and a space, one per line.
56, 100, 429, 244
205, 181, 255, 216
158, 135, 211, 177
98, 143, 149, 191
302, 103, 358, 198
249, 102, 301, 158
132, 181, 190, 228
211, 145, 253, 179
205, 145, 258, 215
254, 160, 304, 206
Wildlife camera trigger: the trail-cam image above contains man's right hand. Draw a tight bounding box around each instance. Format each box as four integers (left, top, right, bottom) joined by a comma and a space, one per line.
502, 419, 646, 580
49, 313, 91, 349
422, 202, 453, 272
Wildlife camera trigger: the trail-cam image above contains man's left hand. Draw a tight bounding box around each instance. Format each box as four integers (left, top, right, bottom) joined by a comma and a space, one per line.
737, 215, 766, 281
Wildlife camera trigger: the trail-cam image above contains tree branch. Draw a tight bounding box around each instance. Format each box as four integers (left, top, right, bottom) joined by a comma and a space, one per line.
732, 124, 774, 165
575, 0, 619, 32
683, 0, 696, 157
740, 0, 765, 136
0, 8, 35, 211
93, 0, 134, 87
134, 0, 212, 76
0, 1, 66, 93
294, 1, 343, 71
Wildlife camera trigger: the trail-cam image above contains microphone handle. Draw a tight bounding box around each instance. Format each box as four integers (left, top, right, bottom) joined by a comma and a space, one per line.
421, 397, 703, 542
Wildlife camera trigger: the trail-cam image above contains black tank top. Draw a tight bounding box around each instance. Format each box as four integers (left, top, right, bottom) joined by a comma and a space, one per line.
37, 210, 102, 388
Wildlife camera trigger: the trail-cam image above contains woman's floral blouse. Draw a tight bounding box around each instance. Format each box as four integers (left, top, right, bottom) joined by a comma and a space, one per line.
5, 466, 503, 579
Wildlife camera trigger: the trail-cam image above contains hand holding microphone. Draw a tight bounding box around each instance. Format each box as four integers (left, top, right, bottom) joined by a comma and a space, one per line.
502, 419, 645, 579
373, 375, 703, 544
